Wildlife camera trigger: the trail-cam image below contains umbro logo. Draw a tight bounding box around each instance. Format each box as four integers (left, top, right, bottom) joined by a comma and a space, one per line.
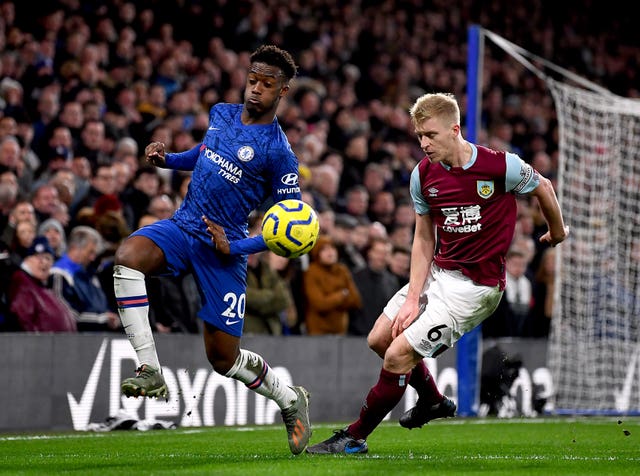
428, 187, 438, 197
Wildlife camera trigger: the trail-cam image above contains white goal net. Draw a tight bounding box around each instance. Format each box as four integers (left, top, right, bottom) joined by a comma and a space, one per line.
483, 29, 640, 414
546, 80, 640, 414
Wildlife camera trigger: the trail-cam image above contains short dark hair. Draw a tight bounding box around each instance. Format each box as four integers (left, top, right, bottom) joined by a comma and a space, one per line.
90, 161, 111, 177
250, 45, 298, 81
134, 165, 158, 181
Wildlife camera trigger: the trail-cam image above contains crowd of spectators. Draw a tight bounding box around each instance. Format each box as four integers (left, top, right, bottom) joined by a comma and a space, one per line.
0, 0, 636, 337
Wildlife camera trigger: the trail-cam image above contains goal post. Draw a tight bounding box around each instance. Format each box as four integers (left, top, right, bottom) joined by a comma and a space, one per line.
473, 27, 640, 415
456, 24, 484, 417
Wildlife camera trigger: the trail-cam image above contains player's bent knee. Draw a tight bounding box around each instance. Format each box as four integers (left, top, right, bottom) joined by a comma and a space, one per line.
114, 239, 139, 267
367, 315, 393, 356
114, 236, 163, 272
208, 356, 235, 375
205, 346, 238, 375
383, 336, 418, 373
367, 333, 387, 357
383, 355, 415, 374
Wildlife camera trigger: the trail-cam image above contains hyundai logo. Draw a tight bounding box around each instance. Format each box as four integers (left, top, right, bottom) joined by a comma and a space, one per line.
281, 173, 299, 186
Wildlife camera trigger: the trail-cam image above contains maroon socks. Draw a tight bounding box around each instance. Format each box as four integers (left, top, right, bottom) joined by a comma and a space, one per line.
409, 360, 443, 406
347, 367, 411, 440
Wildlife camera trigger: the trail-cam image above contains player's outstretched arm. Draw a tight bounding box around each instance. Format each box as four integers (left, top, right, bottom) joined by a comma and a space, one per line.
146, 142, 200, 170
531, 175, 570, 247
202, 216, 269, 256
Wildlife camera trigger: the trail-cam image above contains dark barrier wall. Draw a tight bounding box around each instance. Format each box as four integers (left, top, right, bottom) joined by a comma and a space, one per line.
0, 335, 549, 431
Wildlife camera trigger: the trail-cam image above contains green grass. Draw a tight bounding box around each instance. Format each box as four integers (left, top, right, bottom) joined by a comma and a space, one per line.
1, 418, 638, 475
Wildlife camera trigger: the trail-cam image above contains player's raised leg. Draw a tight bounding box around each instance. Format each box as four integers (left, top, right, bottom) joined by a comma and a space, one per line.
204, 324, 311, 455
113, 235, 167, 398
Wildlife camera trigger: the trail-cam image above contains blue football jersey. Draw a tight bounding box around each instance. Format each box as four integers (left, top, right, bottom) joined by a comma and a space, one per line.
167, 103, 301, 243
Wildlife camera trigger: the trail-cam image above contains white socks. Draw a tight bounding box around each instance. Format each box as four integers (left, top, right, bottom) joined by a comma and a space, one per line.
113, 264, 161, 370
226, 349, 296, 409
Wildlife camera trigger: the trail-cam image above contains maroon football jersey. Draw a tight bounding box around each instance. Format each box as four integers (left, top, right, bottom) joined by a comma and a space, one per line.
417, 145, 517, 289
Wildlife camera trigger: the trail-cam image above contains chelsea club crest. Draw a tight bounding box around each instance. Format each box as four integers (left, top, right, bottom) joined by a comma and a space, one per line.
237, 146, 254, 162
477, 180, 494, 199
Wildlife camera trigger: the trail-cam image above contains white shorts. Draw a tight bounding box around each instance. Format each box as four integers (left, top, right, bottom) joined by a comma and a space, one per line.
383, 265, 503, 358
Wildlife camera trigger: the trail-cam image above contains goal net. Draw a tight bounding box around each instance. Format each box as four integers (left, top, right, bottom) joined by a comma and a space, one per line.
546, 81, 640, 414
483, 30, 640, 414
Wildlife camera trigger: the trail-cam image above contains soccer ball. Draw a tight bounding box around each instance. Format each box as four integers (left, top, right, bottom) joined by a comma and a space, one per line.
262, 199, 320, 258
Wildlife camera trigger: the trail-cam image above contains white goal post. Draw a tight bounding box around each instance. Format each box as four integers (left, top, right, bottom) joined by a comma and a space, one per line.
483, 30, 640, 414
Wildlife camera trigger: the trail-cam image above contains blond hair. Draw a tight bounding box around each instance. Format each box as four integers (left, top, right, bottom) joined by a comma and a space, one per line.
409, 92, 460, 128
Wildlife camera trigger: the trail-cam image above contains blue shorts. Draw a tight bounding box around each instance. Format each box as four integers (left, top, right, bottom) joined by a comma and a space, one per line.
132, 219, 248, 337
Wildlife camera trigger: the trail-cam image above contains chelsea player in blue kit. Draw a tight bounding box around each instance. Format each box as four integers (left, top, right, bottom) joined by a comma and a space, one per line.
113, 45, 311, 455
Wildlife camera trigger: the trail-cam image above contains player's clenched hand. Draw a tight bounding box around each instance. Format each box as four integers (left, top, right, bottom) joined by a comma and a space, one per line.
539, 225, 570, 247
202, 216, 230, 255
145, 142, 166, 167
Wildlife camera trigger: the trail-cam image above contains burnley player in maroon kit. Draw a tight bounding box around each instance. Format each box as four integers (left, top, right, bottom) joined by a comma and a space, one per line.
307, 92, 569, 454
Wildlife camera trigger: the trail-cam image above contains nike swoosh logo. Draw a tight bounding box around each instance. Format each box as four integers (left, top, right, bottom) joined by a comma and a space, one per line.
67, 339, 107, 430
345, 444, 364, 454
208, 126, 219, 131
225, 319, 240, 325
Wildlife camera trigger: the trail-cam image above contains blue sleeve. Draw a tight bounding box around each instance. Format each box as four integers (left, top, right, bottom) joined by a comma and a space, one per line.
229, 235, 268, 255
410, 165, 430, 214
505, 152, 540, 194
270, 149, 302, 202
165, 145, 200, 171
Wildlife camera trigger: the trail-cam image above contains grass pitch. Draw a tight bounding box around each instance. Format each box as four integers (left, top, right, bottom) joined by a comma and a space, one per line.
1, 417, 638, 475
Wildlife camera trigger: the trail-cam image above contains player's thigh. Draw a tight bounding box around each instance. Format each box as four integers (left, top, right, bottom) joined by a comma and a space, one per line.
126, 220, 191, 275
190, 240, 247, 338
403, 268, 501, 358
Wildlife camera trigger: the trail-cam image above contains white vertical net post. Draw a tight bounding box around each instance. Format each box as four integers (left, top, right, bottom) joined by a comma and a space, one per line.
547, 80, 640, 414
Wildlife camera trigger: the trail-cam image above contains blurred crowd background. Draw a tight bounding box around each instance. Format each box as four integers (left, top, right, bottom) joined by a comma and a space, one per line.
0, 0, 636, 337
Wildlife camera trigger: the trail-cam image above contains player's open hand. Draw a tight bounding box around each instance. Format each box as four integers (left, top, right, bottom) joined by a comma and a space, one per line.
145, 142, 166, 167
202, 216, 230, 255
391, 299, 419, 339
